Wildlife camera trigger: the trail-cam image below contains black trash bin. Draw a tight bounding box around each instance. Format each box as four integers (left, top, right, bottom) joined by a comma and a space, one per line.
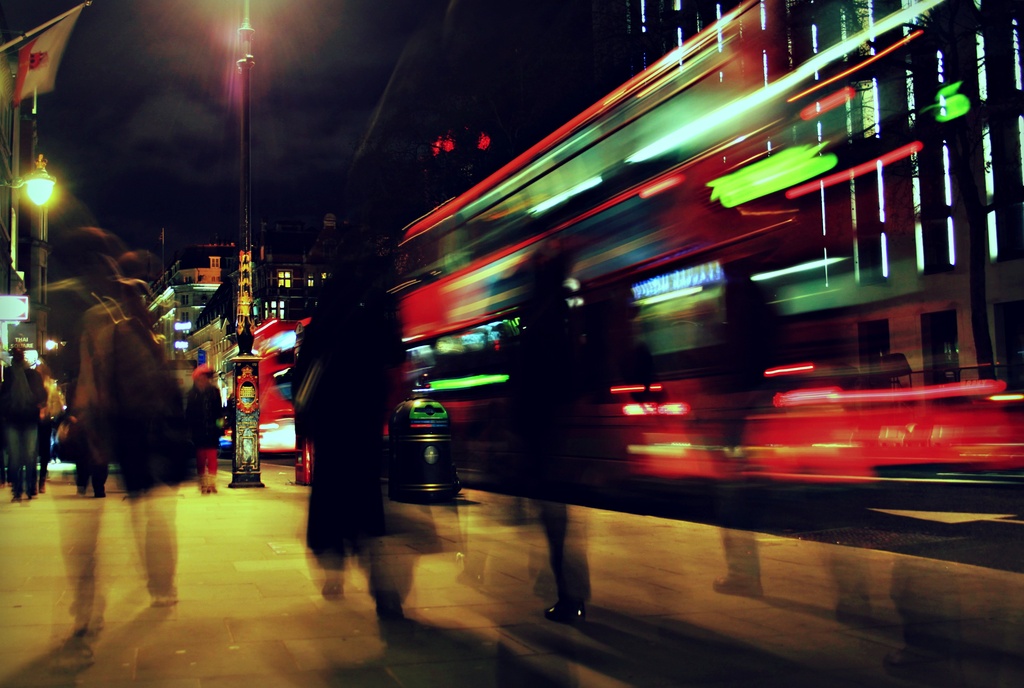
388, 397, 460, 503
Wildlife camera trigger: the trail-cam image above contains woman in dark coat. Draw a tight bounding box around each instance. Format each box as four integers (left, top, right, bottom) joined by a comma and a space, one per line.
294, 264, 406, 616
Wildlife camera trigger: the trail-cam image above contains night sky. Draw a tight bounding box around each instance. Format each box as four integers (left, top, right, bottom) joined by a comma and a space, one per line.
2, 0, 436, 262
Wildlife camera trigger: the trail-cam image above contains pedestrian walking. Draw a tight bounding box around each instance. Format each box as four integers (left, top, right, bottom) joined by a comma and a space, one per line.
711, 259, 778, 598
36, 363, 65, 494
0, 348, 48, 502
56, 227, 188, 614
186, 364, 223, 494
510, 240, 591, 623
294, 258, 408, 618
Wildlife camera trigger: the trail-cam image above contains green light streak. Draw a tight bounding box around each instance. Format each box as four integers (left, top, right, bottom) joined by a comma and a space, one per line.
931, 81, 971, 122
707, 143, 838, 207
423, 374, 510, 391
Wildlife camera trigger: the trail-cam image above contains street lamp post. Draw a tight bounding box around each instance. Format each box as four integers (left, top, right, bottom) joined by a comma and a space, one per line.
2, 154, 55, 355
230, 0, 263, 488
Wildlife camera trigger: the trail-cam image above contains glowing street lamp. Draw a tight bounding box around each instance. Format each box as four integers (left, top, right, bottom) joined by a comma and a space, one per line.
4, 154, 56, 205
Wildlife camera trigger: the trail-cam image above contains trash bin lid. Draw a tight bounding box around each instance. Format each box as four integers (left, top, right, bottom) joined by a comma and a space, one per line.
393, 398, 449, 429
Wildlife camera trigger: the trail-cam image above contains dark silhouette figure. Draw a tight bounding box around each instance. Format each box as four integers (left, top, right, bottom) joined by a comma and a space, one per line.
712, 260, 778, 598
511, 240, 591, 623
295, 262, 408, 617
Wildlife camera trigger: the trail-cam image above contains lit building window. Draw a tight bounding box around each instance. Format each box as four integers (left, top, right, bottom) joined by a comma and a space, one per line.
265, 300, 285, 320
277, 270, 292, 288
211, 257, 221, 269
307, 274, 314, 288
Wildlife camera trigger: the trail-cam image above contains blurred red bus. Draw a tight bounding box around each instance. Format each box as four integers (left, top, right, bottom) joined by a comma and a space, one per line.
253, 319, 301, 455
389, 0, 1023, 493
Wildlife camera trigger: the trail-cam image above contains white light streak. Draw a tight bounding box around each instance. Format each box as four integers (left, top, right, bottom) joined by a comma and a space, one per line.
751, 257, 847, 282
905, 64, 916, 123
912, 156, 924, 272
528, 176, 603, 215
626, 0, 945, 164
872, 78, 881, 137
982, 123, 994, 204
877, 160, 886, 223
1014, 20, 1022, 90
976, 33, 989, 100
947, 217, 956, 266
881, 232, 889, 278
717, 4, 724, 52
942, 143, 953, 206
988, 210, 999, 262
1020, 115, 1024, 179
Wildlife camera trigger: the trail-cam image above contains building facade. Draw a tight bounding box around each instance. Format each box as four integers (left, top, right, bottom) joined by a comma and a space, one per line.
1, 7, 49, 359
169, 214, 342, 384
148, 243, 236, 390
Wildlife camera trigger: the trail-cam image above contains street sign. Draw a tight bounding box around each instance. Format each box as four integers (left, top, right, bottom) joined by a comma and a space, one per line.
8, 322, 38, 351
0, 296, 29, 321
198, 349, 207, 365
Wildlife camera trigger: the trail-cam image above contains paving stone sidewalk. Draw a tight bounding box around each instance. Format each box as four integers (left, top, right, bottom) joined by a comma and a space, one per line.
0, 463, 1021, 686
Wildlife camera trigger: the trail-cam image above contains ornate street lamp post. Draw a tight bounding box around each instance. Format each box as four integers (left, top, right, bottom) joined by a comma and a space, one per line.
230, 0, 263, 487
2, 154, 56, 354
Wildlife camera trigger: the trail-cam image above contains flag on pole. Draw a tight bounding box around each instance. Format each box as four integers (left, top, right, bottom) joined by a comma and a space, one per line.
12, 5, 85, 105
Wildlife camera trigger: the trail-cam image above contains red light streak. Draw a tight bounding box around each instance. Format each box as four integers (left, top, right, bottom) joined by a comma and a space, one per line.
787, 30, 924, 104
785, 141, 923, 200
611, 384, 664, 394
799, 87, 856, 120
774, 379, 1007, 407
764, 362, 816, 377
253, 318, 280, 336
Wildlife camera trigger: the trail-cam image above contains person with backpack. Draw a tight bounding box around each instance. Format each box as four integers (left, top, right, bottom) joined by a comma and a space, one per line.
54, 226, 187, 612
0, 347, 48, 502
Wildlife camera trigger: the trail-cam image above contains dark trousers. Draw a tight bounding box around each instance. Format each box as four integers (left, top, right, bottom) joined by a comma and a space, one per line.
76, 458, 108, 497
71, 431, 107, 497
38, 418, 53, 485
6, 424, 38, 497
522, 417, 591, 605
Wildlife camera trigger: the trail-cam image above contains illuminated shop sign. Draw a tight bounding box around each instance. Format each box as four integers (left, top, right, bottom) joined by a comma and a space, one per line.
631, 261, 723, 303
